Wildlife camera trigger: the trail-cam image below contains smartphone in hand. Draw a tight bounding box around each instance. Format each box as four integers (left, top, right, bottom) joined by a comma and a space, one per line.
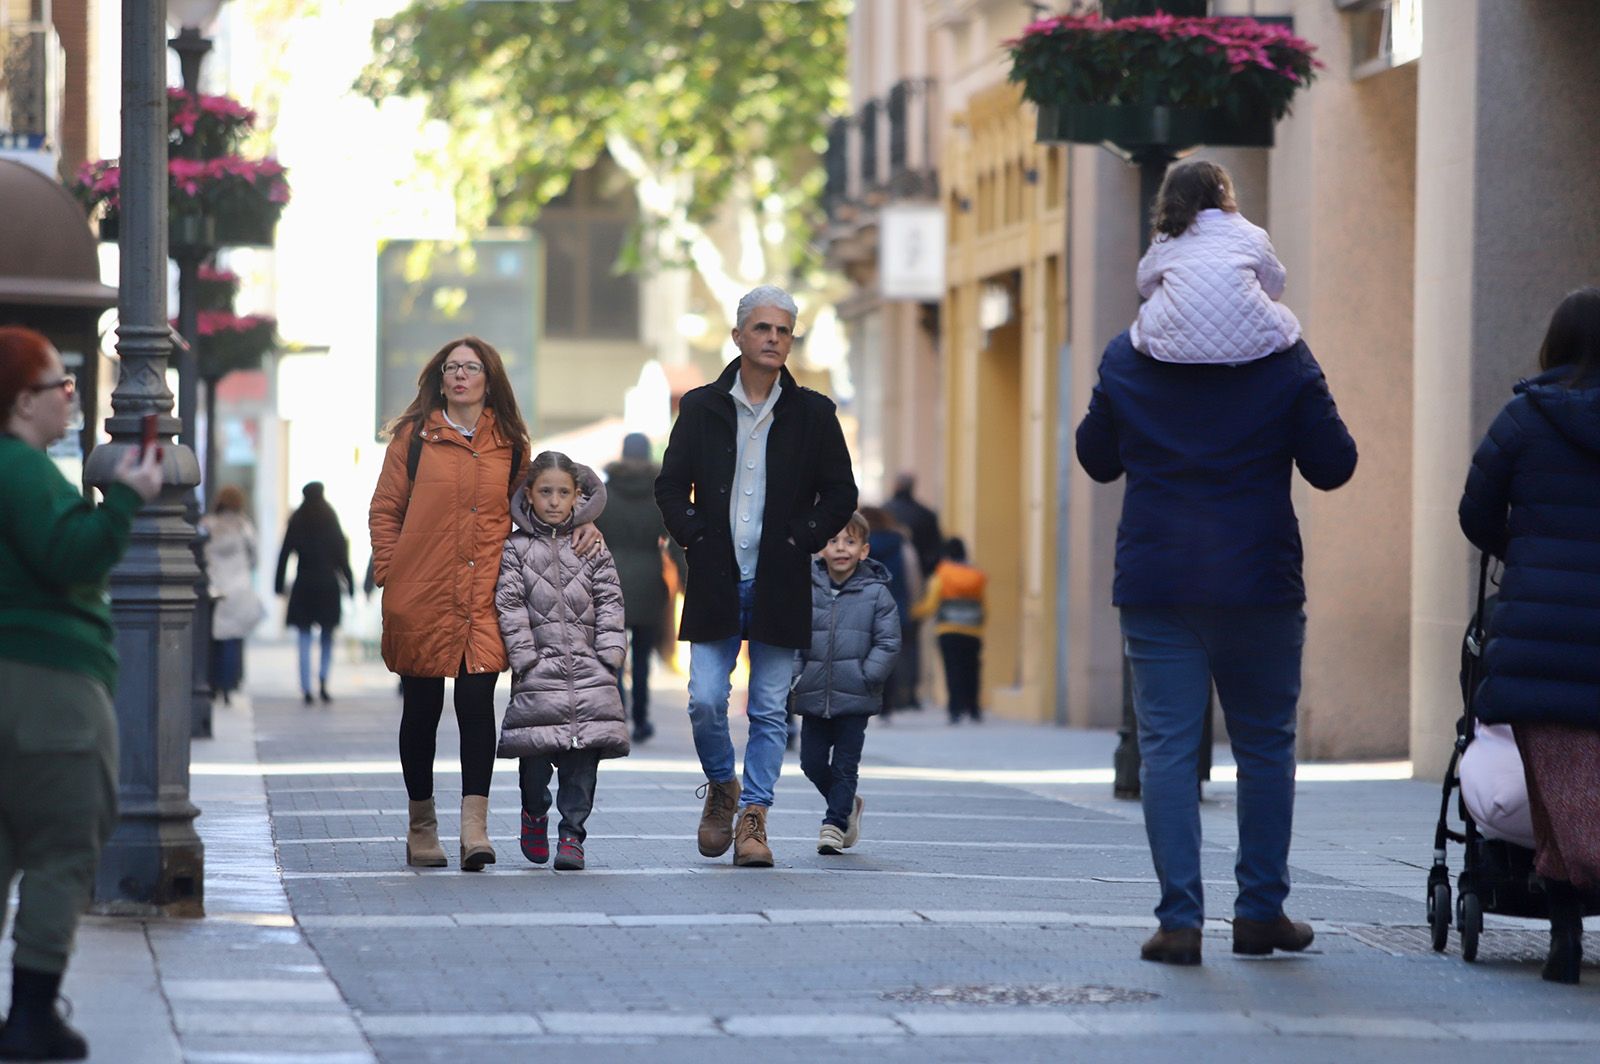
140, 413, 159, 460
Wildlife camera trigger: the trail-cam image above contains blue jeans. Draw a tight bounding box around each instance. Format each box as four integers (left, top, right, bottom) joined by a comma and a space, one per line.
1120, 606, 1305, 930
687, 580, 794, 808
296, 625, 334, 695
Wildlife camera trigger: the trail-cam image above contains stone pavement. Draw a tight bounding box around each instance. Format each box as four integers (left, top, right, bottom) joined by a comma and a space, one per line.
10, 640, 1598, 1063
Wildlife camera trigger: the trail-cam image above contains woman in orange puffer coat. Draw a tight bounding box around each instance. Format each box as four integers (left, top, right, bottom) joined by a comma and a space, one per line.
369, 336, 603, 872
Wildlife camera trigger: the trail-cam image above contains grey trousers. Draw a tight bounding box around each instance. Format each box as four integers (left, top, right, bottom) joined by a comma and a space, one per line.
0, 659, 118, 974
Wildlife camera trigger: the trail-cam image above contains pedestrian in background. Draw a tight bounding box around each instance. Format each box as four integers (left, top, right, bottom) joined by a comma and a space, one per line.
368, 336, 604, 872
859, 506, 917, 714
202, 484, 263, 706
886, 473, 942, 709
791, 511, 900, 854
1459, 287, 1600, 985
1074, 155, 1357, 966
912, 537, 986, 724
275, 481, 353, 707
656, 284, 858, 867
0, 326, 163, 1061
496, 451, 626, 872
595, 431, 668, 743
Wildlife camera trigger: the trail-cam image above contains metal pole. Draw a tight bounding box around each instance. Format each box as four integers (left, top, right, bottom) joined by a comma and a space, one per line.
83, 0, 204, 917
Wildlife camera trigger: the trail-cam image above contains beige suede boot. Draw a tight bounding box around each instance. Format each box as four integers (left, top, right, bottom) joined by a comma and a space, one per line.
406, 799, 447, 868
459, 795, 497, 871
733, 805, 774, 867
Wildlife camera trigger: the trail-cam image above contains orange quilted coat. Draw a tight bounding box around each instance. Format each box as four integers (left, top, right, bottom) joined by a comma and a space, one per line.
368, 408, 524, 678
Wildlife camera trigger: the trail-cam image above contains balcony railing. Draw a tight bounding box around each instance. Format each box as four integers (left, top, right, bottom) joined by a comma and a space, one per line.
822, 78, 940, 221
0, 19, 63, 156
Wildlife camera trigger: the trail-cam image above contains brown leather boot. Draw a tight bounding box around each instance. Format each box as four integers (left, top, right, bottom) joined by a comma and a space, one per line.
696, 778, 741, 857
1140, 926, 1202, 965
459, 795, 496, 871
405, 799, 447, 868
733, 805, 774, 867
1232, 915, 1314, 955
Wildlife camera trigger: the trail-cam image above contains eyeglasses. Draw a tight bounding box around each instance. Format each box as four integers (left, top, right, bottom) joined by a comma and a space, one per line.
29, 374, 76, 398
441, 361, 484, 378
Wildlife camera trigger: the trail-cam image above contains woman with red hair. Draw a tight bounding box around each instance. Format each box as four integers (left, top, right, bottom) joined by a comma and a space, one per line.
0, 326, 162, 1059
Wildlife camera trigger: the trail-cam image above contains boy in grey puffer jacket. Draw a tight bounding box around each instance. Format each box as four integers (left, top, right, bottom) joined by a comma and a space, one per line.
791, 511, 901, 854
495, 452, 628, 871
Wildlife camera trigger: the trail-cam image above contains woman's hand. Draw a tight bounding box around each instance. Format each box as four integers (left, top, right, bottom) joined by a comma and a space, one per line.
114, 444, 164, 503
572, 523, 606, 558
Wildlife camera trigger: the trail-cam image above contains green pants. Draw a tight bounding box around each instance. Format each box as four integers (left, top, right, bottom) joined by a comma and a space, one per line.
0, 659, 118, 975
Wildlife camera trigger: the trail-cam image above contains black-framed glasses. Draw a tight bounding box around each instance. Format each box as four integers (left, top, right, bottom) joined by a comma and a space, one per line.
441, 361, 484, 377
30, 374, 76, 398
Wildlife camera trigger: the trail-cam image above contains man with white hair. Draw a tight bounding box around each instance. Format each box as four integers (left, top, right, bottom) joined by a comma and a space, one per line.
656, 285, 858, 866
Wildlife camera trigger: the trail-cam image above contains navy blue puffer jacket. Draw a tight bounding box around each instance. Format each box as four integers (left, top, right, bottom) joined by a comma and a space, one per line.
1075, 331, 1357, 607
1458, 366, 1600, 729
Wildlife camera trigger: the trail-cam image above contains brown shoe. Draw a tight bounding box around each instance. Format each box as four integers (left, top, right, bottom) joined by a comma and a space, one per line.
733, 805, 774, 867
405, 799, 447, 868
1232, 915, 1314, 955
459, 795, 497, 872
1140, 926, 1202, 965
696, 778, 741, 857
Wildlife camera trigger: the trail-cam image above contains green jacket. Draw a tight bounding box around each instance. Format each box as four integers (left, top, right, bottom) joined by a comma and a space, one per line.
0, 435, 142, 693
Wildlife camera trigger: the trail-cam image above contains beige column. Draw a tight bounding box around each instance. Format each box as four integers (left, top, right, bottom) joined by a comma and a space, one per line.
1064, 147, 1140, 728
1410, 0, 1600, 777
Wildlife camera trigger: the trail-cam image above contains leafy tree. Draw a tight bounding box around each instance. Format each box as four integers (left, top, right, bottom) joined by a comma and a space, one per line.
356, 0, 851, 340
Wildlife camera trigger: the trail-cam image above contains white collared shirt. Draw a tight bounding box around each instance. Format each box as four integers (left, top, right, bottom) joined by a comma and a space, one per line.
728, 374, 781, 581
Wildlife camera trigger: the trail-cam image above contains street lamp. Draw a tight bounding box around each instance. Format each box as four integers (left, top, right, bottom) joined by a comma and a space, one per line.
82, 0, 205, 917
167, 0, 229, 739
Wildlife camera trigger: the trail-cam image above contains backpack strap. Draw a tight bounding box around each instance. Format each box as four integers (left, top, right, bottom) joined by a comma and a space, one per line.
508, 441, 524, 497
406, 421, 424, 484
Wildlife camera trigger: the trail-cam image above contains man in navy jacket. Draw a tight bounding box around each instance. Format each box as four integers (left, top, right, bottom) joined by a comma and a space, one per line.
1076, 330, 1356, 965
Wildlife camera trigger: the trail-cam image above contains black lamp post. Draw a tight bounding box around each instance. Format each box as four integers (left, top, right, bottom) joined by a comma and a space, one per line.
168, 0, 227, 739
83, 0, 205, 917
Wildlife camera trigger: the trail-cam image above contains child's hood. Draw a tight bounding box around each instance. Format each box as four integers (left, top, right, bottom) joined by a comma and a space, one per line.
811, 555, 892, 593
509, 461, 607, 536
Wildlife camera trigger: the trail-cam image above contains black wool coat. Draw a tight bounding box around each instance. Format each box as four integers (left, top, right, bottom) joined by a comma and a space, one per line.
594, 459, 669, 628
655, 357, 858, 649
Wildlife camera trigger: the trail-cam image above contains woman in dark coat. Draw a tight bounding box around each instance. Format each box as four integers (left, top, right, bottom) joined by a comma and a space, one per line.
275, 481, 354, 705
1459, 287, 1600, 985
594, 432, 669, 742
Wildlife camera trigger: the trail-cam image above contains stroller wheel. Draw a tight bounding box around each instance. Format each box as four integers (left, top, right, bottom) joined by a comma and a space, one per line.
1429, 882, 1451, 952
1458, 892, 1482, 962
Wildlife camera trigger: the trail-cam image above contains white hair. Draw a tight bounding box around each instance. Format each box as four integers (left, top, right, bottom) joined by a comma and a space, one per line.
734, 285, 799, 330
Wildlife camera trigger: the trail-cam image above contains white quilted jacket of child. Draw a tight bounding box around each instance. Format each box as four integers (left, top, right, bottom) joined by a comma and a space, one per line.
1130, 208, 1302, 365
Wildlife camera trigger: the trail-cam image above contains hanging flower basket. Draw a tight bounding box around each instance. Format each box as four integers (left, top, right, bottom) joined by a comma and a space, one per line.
198, 263, 241, 312
168, 88, 257, 157
73, 156, 291, 249
171, 311, 278, 381
1007, 12, 1320, 152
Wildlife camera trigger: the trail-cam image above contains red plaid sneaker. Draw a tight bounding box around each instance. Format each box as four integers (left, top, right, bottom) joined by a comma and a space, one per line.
520, 811, 549, 864
554, 835, 585, 871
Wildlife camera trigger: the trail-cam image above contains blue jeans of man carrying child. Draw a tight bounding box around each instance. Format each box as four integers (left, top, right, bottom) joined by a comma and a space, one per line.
1121, 605, 1304, 931
687, 579, 793, 807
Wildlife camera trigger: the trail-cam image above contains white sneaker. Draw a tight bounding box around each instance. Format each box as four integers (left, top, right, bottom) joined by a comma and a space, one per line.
817, 824, 845, 855
842, 796, 864, 848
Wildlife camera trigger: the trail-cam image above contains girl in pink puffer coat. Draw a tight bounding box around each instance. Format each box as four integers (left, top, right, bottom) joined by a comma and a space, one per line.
1130, 159, 1301, 366
495, 451, 629, 871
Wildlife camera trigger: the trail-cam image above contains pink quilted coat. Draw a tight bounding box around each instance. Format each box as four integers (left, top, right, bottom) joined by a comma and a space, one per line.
494, 463, 630, 760
1130, 208, 1302, 365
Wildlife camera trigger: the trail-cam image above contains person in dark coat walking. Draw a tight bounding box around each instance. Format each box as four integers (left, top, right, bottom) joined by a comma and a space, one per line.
1458, 287, 1600, 985
885, 474, 942, 707
275, 481, 354, 706
595, 432, 669, 743
792, 512, 900, 854
656, 284, 858, 867
1076, 328, 1356, 966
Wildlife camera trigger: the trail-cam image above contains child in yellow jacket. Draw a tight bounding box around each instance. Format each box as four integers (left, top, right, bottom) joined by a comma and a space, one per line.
911, 537, 986, 723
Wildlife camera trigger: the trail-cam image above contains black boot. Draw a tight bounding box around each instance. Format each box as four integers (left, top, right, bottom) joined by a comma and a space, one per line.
1542, 879, 1584, 985
0, 966, 88, 1061
319, 682, 332, 705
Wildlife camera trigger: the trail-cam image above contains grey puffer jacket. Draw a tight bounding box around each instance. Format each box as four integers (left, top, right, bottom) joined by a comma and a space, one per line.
792, 558, 902, 719
495, 463, 629, 760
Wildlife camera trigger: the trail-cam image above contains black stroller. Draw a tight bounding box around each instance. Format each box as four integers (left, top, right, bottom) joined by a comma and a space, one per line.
1427, 553, 1600, 961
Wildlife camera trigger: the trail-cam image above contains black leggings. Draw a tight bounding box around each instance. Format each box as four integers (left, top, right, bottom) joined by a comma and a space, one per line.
398, 665, 499, 800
